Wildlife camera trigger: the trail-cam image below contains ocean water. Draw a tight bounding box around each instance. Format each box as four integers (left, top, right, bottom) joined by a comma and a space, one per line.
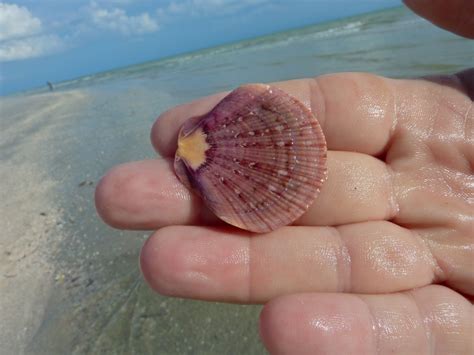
1, 6, 473, 354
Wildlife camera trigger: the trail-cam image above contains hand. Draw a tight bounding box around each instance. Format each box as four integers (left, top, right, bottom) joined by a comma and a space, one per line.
95, 3, 474, 355
95, 69, 473, 353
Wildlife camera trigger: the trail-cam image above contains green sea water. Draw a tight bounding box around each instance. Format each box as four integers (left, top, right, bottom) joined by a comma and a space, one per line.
0, 6, 473, 354
30, 5, 473, 97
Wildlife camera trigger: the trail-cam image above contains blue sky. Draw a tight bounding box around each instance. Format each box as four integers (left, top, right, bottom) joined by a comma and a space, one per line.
0, 0, 401, 95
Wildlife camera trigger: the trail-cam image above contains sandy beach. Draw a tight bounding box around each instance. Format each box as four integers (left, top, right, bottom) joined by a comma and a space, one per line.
1, 92, 84, 353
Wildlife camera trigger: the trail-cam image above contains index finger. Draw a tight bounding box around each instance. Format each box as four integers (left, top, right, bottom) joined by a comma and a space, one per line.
151, 72, 396, 157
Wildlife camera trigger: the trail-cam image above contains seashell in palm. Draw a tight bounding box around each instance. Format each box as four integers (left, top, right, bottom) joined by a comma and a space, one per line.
174, 84, 327, 233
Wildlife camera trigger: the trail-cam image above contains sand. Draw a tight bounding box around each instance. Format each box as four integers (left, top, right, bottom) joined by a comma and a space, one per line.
0, 92, 79, 353
0, 89, 263, 354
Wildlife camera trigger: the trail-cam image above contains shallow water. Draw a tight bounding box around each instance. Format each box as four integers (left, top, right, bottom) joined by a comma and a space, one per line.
1, 6, 473, 354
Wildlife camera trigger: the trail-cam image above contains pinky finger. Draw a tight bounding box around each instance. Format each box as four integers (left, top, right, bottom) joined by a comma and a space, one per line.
260, 285, 473, 355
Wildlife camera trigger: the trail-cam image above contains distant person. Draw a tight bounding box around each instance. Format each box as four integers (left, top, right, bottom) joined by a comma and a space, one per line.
47, 81, 54, 91
96, 0, 473, 354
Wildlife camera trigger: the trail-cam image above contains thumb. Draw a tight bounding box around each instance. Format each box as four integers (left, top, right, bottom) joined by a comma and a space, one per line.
404, 0, 474, 39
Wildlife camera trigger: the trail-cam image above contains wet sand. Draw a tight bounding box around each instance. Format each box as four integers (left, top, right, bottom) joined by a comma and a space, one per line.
0, 90, 263, 354
1, 92, 81, 353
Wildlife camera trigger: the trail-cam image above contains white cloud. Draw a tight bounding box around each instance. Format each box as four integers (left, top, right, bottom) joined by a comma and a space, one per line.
0, 3, 65, 61
0, 2, 41, 41
91, 4, 159, 35
0, 34, 64, 61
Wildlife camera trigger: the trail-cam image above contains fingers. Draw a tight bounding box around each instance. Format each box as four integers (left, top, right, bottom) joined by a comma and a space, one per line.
260, 285, 473, 355
151, 73, 396, 157
95, 151, 396, 230
298, 151, 396, 226
418, 227, 474, 297
94, 159, 216, 230
140, 221, 436, 303
404, 0, 474, 39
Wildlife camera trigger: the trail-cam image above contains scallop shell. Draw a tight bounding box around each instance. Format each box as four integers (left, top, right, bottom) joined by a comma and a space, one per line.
174, 84, 327, 233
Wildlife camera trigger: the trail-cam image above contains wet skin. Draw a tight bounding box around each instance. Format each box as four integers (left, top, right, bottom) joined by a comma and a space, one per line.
95, 1, 474, 353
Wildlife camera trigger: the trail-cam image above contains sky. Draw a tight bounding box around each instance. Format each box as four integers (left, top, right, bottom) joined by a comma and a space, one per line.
0, 0, 401, 95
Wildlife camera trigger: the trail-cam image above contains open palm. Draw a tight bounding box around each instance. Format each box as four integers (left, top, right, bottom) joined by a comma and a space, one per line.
96, 69, 473, 353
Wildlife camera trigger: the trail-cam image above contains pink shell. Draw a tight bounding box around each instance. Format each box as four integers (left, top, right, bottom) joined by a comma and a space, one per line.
174, 84, 327, 233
